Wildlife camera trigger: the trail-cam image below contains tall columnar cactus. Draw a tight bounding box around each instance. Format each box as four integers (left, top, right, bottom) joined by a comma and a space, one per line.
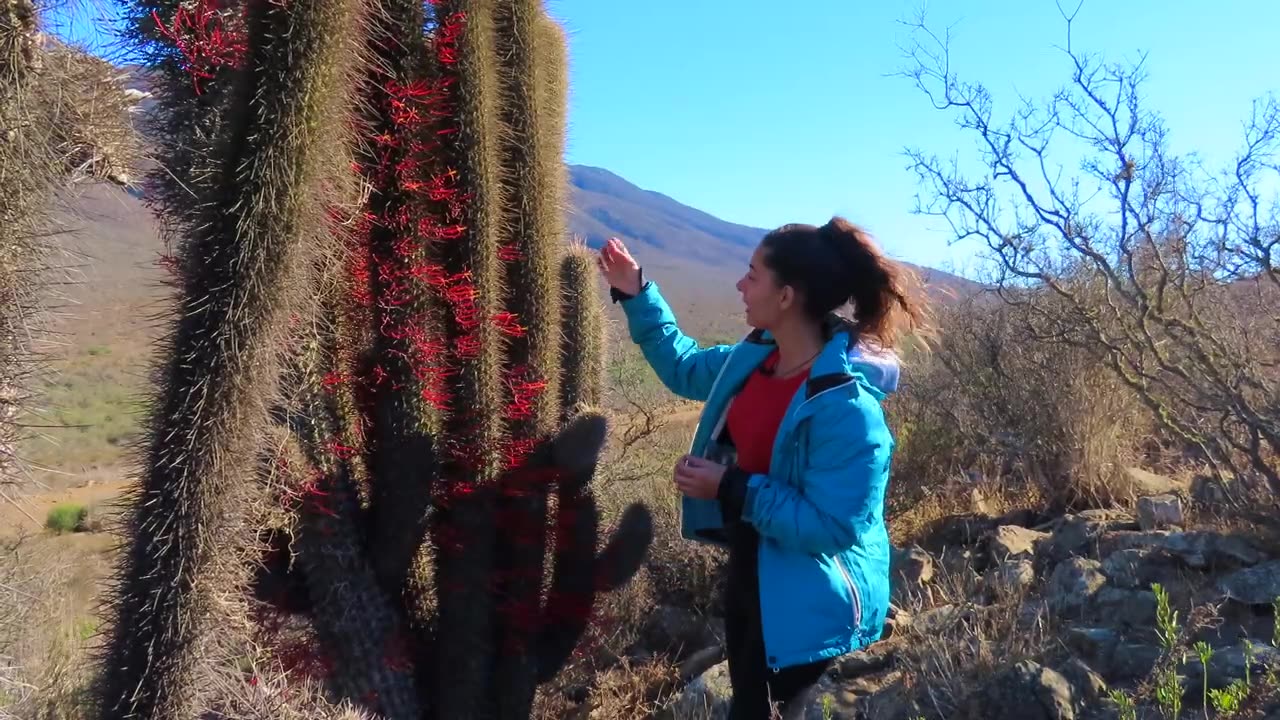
97, 0, 653, 718
90, 0, 366, 714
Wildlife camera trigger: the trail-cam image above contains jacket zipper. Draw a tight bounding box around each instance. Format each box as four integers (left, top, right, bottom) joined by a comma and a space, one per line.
796, 376, 864, 631
687, 333, 747, 454
833, 553, 863, 629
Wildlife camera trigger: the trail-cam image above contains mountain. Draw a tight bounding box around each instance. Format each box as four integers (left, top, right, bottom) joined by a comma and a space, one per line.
43, 155, 979, 351
564, 165, 981, 302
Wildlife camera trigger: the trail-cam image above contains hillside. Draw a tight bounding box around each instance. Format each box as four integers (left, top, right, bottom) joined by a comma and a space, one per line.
44, 159, 980, 347
567, 164, 981, 302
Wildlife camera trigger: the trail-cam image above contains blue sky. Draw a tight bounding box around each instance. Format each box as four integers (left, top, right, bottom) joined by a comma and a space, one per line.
43, 0, 1280, 275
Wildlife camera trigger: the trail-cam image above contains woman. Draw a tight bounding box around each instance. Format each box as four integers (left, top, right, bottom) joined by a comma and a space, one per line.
597, 217, 926, 719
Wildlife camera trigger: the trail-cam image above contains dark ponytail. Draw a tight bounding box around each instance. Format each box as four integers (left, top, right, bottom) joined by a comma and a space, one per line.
758, 216, 927, 351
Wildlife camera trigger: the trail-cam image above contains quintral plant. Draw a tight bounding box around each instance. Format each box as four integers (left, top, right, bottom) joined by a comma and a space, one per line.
90, 0, 653, 718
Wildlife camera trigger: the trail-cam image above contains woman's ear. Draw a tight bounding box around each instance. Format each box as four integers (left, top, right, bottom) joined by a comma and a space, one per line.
778, 284, 796, 312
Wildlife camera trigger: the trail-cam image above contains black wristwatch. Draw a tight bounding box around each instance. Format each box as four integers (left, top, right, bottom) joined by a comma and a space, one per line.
609, 268, 646, 304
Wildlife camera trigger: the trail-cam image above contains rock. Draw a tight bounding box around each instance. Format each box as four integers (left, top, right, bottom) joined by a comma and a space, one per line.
1056, 657, 1106, 705
1101, 642, 1163, 681
850, 673, 920, 720
1137, 494, 1183, 531
986, 557, 1037, 598
913, 604, 966, 635
961, 660, 1080, 719
1047, 558, 1107, 616
1095, 530, 1171, 558
1096, 530, 1266, 571
1120, 467, 1190, 499
1181, 642, 1280, 693
1100, 548, 1148, 589
1077, 508, 1137, 527
1042, 515, 1107, 562
990, 525, 1048, 562
890, 545, 934, 603
1089, 587, 1158, 630
1217, 560, 1280, 606
833, 640, 898, 679
660, 660, 731, 720
640, 605, 720, 659
939, 546, 981, 578
1158, 532, 1266, 570
1064, 627, 1120, 659
1191, 474, 1233, 506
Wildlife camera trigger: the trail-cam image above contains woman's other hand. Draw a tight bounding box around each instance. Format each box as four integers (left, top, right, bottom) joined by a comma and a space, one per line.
674, 455, 726, 500
596, 237, 642, 296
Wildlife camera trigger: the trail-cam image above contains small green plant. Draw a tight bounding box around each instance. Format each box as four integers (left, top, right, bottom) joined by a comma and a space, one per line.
44, 502, 87, 533
1108, 688, 1138, 720
1208, 679, 1248, 715
1154, 583, 1180, 652
1154, 663, 1184, 720
1193, 641, 1213, 718
820, 694, 835, 720
1243, 639, 1255, 688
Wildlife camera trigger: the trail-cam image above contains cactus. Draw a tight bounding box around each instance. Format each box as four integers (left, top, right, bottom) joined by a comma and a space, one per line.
96, 0, 653, 717
90, 0, 367, 714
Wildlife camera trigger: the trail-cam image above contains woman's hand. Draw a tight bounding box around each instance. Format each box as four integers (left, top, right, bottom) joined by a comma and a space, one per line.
596, 237, 642, 296
674, 455, 726, 500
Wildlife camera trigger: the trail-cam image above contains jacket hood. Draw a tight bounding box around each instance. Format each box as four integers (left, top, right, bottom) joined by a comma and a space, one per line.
846, 342, 900, 395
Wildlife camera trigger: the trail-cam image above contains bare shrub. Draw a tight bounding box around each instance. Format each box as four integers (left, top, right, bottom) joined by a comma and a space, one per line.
888, 293, 1148, 520
898, 3, 1280, 500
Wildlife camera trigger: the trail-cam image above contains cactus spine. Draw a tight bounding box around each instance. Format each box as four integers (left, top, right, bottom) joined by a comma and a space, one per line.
97, 0, 654, 717
92, 0, 365, 714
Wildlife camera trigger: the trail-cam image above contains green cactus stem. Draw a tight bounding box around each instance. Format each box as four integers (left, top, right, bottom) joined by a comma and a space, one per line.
418, 1, 508, 716
559, 245, 606, 415
351, 0, 446, 604
91, 0, 365, 714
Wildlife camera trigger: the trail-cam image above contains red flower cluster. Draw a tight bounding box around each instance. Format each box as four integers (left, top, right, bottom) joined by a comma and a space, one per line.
150, 0, 246, 94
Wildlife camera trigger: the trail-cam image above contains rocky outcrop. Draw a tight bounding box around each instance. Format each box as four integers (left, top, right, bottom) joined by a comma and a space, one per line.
575, 494, 1280, 720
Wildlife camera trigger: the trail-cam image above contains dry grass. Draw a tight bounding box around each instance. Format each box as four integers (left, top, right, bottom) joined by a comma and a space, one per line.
889, 554, 1057, 719
0, 532, 108, 719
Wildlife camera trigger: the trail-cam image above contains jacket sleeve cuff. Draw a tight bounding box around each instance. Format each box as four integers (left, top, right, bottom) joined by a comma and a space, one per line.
717, 464, 750, 525
609, 268, 647, 303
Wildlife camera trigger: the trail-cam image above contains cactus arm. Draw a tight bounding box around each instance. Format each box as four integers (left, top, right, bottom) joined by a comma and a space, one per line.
559, 246, 607, 416
420, 2, 508, 716
353, 0, 445, 603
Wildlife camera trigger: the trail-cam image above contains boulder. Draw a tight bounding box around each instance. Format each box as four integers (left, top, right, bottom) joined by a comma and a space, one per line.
1119, 467, 1190, 499
960, 660, 1080, 720
989, 525, 1048, 562
1047, 558, 1107, 616
1217, 560, 1280, 606
1137, 494, 1183, 531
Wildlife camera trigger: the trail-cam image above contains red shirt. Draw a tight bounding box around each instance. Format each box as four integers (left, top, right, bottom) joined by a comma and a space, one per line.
725, 350, 809, 475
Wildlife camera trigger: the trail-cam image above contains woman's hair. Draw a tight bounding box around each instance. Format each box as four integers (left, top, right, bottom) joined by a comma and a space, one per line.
759, 216, 928, 350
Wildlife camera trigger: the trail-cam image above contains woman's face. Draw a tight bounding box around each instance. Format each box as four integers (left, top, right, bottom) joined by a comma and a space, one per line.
736, 244, 792, 330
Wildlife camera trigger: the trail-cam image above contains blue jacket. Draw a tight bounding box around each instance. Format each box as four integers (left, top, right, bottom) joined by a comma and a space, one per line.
617, 280, 899, 670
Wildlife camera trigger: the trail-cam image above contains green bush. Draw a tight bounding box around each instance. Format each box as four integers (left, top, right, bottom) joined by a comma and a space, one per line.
44, 503, 88, 534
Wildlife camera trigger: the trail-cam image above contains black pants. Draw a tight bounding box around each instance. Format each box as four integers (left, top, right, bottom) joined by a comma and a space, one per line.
723, 523, 831, 720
